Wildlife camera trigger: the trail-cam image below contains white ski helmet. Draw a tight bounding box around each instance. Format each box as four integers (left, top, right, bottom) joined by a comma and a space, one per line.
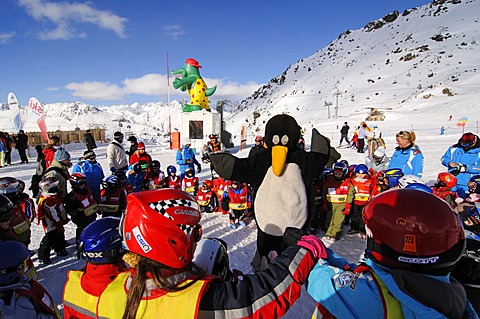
398, 175, 426, 188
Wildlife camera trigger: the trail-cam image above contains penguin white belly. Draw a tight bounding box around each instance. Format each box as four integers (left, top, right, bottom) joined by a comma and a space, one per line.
255, 163, 308, 236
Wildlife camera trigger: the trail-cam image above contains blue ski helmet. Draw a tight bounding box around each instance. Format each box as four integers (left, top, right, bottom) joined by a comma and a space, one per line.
78, 217, 125, 264
405, 182, 433, 194
354, 164, 369, 175
333, 162, 347, 176
384, 168, 404, 187
0, 241, 29, 285
167, 165, 177, 175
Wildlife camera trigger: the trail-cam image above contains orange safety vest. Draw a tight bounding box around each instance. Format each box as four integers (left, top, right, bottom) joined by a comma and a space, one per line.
97, 272, 209, 319
72, 189, 99, 217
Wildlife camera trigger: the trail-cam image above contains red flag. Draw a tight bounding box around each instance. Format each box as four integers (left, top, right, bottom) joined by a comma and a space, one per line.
37, 115, 48, 142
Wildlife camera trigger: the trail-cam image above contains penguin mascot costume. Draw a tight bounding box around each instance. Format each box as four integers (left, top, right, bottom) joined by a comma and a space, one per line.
210, 114, 330, 269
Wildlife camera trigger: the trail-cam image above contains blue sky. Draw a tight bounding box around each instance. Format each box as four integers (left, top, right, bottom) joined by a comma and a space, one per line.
1, 0, 432, 106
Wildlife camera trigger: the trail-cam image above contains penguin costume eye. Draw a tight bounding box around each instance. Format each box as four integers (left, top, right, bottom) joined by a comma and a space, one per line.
272, 135, 280, 145
281, 135, 289, 145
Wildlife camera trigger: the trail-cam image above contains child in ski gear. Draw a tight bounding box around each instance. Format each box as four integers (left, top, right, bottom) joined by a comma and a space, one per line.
307, 189, 477, 319
63, 217, 127, 319
42, 147, 72, 199
176, 138, 201, 179
29, 145, 47, 198
182, 167, 199, 196
322, 162, 354, 241
98, 175, 127, 218
96, 189, 326, 319
0, 240, 61, 319
376, 168, 404, 193
350, 131, 358, 149
146, 160, 165, 189
125, 160, 149, 192
196, 180, 219, 213
365, 146, 390, 172
0, 177, 33, 247
128, 141, 152, 166
0, 195, 18, 242
212, 172, 231, 214
222, 181, 252, 229
165, 165, 182, 190
388, 130, 424, 178
432, 172, 458, 207
72, 150, 104, 202
347, 164, 378, 238
37, 177, 69, 264
441, 132, 480, 198
64, 173, 99, 245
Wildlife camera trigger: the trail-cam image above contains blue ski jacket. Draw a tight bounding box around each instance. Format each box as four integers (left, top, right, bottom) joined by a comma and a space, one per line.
441, 141, 480, 198
72, 160, 104, 202
307, 255, 478, 319
176, 145, 200, 178
388, 144, 424, 178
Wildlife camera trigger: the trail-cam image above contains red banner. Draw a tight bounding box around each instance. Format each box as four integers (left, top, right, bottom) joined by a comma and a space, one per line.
29, 97, 49, 142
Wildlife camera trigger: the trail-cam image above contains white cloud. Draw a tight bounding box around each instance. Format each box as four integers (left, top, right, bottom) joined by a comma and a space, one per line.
18, 0, 127, 40
65, 81, 125, 100
123, 74, 165, 95
0, 32, 15, 44
46, 86, 59, 91
163, 24, 185, 40
65, 74, 262, 102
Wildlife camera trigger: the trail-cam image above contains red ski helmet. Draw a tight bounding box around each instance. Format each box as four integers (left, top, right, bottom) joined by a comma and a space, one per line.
121, 189, 202, 268
363, 188, 465, 275
437, 172, 457, 188
202, 180, 213, 189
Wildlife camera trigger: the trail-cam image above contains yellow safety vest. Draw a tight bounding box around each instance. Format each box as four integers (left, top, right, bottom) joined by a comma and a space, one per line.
326, 194, 348, 203
97, 272, 208, 319
63, 270, 99, 319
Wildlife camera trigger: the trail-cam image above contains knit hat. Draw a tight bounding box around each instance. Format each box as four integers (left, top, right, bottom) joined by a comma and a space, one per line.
255, 136, 263, 142
137, 142, 145, 150
182, 137, 191, 145
54, 148, 71, 161
114, 131, 124, 138
83, 150, 96, 159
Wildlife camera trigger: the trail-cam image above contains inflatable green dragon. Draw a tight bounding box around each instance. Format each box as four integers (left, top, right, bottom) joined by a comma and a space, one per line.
171, 58, 217, 112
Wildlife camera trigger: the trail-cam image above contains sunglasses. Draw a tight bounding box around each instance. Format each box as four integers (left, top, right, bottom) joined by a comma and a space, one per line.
461, 142, 473, 148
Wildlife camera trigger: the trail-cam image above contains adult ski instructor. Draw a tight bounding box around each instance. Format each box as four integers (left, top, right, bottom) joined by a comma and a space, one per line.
107, 131, 128, 173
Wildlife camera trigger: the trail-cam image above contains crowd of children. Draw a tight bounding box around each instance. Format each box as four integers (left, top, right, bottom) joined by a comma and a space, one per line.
1, 126, 479, 318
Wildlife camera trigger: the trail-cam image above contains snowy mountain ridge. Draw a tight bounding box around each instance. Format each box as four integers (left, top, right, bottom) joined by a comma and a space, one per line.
227, 0, 480, 138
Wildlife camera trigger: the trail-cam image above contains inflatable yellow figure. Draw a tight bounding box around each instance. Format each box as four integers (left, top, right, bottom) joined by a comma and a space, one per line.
171, 58, 217, 112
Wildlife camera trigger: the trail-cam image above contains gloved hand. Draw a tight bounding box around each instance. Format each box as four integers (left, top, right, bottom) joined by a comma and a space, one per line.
110, 167, 116, 173
458, 163, 467, 173
196, 164, 201, 173
297, 235, 328, 259
284, 228, 327, 259
186, 158, 194, 164
343, 203, 351, 215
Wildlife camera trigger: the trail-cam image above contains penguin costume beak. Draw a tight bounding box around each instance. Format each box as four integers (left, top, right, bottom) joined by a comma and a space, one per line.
272, 145, 288, 176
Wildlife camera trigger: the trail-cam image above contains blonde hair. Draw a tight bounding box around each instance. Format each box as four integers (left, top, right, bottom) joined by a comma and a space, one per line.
396, 130, 416, 144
